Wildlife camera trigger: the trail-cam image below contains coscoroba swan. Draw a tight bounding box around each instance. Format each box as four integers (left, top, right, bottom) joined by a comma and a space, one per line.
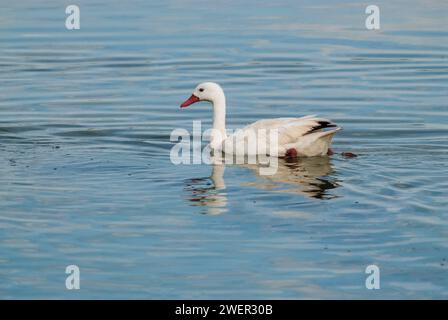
180, 82, 341, 157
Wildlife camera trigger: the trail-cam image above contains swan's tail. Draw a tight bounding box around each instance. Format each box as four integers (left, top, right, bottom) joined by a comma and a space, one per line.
314, 127, 341, 141
284, 127, 341, 157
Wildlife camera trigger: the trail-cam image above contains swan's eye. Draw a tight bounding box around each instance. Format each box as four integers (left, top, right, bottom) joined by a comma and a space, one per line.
199, 88, 204, 92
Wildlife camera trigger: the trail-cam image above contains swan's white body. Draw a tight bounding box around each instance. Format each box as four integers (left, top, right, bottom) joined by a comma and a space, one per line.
180, 82, 340, 157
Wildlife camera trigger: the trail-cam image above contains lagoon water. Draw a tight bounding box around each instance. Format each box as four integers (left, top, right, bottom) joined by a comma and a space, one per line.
1, 0, 448, 299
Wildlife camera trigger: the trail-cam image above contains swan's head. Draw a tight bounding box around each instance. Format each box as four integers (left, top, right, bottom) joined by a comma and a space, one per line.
180, 82, 224, 108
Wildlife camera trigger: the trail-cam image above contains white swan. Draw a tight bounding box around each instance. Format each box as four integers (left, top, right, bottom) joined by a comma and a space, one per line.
180, 82, 341, 157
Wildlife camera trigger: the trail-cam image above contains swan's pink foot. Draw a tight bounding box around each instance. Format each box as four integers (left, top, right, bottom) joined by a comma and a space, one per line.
342, 151, 358, 158
285, 148, 298, 158
327, 148, 334, 156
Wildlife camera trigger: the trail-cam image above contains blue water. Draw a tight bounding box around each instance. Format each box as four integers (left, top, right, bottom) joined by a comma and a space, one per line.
1, 0, 448, 299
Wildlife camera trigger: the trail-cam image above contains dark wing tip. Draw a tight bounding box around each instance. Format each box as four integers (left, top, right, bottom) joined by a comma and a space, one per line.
305, 120, 338, 135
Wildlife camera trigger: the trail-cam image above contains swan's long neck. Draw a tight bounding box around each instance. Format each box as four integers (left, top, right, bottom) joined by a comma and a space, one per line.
211, 93, 227, 149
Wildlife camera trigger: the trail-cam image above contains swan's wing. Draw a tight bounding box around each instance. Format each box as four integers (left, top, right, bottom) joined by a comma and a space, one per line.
224, 115, 339, 156
242, 115, 337, 145
243, 115, 316, 132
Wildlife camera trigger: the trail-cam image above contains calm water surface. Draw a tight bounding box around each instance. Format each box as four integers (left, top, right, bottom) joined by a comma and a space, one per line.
1, 0, 448, 299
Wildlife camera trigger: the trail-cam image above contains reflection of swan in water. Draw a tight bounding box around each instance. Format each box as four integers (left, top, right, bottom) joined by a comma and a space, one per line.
184, 164, 228, 215
241, 157, 338, 199
184, 156, 339, 215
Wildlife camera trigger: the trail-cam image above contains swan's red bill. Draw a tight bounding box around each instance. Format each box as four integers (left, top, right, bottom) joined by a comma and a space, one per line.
180, 94, 200, 108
